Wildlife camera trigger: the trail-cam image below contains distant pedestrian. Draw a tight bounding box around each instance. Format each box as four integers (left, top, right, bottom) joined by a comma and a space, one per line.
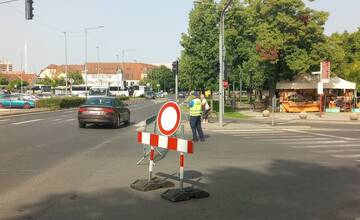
189, 91, 204, 142
201, 94, 210, 124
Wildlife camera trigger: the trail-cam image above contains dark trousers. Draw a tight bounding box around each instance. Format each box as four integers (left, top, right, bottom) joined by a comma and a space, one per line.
190, 116, 204, 141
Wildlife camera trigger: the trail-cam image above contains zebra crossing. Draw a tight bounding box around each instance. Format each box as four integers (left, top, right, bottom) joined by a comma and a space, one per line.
212, 128, 360, 163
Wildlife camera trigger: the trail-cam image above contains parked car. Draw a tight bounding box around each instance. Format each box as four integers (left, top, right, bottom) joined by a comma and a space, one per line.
78, 97, 130, 128
0, 94, 36, 109
145, 91, 156, 99
178, 91, 186, 99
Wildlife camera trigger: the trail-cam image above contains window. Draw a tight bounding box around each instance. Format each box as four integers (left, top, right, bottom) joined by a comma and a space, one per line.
85, 98, 113, 106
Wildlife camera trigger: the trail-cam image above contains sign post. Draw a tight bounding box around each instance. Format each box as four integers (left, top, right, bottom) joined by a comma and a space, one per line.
132, 101, 209, 202
312, 61, 330, 118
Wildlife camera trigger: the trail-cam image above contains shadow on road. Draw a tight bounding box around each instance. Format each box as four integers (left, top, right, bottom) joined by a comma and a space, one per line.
5, 160, 360, 220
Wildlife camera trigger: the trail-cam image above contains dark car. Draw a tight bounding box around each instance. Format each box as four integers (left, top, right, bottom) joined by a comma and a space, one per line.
145, 91, 156, 99
78, 97, 130, 128
178, 91, 186, 99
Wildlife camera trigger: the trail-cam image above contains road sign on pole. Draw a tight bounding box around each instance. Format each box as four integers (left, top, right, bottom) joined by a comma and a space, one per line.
157, 101, 181, 137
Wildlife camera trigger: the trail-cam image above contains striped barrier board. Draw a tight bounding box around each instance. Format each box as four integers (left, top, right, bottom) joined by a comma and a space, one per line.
137, 131, 193, 154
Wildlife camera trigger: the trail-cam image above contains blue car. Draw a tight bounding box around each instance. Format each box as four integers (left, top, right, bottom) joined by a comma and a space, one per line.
0, 94, 36, 109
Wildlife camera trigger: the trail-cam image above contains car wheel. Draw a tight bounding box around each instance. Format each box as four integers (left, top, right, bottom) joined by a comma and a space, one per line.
125, 113, 130, 125
113, 115, 120, 129
23, 103, 31, 109
79, 122, 86, 128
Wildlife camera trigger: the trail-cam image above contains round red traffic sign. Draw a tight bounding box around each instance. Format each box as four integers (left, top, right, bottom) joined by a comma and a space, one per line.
157, 101, 181, 136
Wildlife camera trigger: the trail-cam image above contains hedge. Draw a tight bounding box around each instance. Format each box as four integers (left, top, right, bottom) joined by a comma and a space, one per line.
36, 97, 86, 109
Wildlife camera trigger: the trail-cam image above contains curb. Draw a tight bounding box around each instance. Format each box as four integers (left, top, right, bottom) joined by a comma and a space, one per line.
0, 108, 76, 117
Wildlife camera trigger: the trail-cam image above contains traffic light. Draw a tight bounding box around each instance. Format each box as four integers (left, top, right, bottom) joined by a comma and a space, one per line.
25, 0, 34, 20
172, 60, 178, 77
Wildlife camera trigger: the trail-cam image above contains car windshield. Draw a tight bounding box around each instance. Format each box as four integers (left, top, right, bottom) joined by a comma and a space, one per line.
85, 98, 113, 106
89, 88, 107, 96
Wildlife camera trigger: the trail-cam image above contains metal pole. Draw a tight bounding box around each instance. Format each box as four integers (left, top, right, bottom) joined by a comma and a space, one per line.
116, 54, 120, 92
122, 50, 125, 88
96, 46, 100, 86
239, 69, 242, 107
175, 59, 178, 102
219, 13, 224, 128
64, 32, 68, 96
272, 95, 276, 126
179, 153, 184, 191
84, 28, 88, 93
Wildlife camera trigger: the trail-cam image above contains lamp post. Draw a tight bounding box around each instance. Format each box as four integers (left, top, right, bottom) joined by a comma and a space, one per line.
219, 0, 233, 127
84, 25, 104, 93
96, 46, 100, 86
63, 31, 68, 96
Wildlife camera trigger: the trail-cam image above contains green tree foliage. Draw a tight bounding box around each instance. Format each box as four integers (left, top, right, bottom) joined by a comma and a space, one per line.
180, 0, 330, 95
67, 71, 84, 85
179, 0, 219, 91
8, 80, 29, 90
329, 29, 360, 90
142, 66, 174, 92
0, 77, 9, 85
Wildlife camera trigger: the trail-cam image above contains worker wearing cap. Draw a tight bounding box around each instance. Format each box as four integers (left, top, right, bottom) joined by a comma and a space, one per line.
188, 91, 204, 142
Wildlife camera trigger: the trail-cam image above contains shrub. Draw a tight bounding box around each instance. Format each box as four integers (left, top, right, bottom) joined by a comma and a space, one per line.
36, 97, 86, 109
116, 96, 130, 101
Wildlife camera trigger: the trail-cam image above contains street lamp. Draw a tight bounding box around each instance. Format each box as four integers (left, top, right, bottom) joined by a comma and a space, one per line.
219, 0, 233, 127
84, 25, 104, 93
63, 31, 68, 96
96, 46, 100, 86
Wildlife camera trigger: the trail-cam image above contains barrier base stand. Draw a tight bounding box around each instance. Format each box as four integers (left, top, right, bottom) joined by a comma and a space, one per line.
131, 177, 174, 191
161, 187, 210, 202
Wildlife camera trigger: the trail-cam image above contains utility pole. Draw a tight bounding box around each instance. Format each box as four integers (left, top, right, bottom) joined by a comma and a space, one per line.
64, 32, 68, 96
96, 46, 100, 86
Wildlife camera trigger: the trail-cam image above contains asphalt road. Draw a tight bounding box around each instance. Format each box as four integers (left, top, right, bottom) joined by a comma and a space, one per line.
0, 101, 360, 220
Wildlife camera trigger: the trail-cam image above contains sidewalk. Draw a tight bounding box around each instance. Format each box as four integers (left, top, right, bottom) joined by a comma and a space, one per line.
0, 108, 52, 116
180, 111, 359, 132
242, 110, 360, 124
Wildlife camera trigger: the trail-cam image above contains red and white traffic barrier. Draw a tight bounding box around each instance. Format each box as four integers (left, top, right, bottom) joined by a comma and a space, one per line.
137, 132, 193, 154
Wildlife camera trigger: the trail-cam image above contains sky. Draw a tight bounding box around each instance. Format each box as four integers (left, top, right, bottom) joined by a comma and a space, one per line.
0, 0, 360, 73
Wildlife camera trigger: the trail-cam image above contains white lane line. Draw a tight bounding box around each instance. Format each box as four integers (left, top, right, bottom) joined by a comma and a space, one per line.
290, 142, 354, 149
241, 135, 315, 139
283, 129, 356, 141
52, 119, 62, 121
0, 119, 10, 122
283, 140, 348, 145
332, 154, 360, 159
213, 129, 278, 132
255, 137, 329, 142
12, 119, 43, 125
65, 119, 76, 122
312, 149, 360, 154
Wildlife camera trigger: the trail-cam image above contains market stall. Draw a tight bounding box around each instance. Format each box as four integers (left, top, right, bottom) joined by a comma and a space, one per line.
276, 75, 357, 113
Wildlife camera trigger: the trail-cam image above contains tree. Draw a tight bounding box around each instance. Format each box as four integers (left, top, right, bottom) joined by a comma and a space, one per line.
67, 71, 84, 85
8, 80, 29, 90
142, 66, 174, 92
0, 77, 8, 85
179, 0, 219, 91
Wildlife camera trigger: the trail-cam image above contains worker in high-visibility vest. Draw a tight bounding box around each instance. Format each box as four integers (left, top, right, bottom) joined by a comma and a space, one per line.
188, 91, 204, 142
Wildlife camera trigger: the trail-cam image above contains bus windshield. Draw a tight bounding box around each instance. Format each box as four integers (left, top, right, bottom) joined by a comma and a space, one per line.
89, 87, 108, 96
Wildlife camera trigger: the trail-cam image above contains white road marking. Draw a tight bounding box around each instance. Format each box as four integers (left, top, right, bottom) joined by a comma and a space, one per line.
52, 119, 61, 121
12, 119, 43, 125
65, 119, 76, 122
241, 135, 315, 139
290, 142, 354, 149
312, 149, 360, 154
0, 119, 10, 122
283, 129, 356, 141
332, 154, 360, 159
255, 137, 329, 142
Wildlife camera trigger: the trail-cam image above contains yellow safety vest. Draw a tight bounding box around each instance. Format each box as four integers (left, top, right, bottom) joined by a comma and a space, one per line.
190, 98, 202, 116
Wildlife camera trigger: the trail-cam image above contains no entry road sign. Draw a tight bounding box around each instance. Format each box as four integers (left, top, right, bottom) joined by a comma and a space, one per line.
157, 101, 181, 136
